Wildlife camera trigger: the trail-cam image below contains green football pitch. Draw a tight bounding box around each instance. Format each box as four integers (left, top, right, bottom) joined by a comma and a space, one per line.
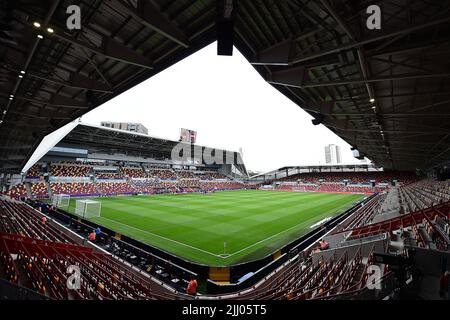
65, 190, 364, 266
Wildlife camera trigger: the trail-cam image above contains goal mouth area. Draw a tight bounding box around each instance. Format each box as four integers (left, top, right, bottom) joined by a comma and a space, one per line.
75, 199, 102, 219
52, 194, 71, 208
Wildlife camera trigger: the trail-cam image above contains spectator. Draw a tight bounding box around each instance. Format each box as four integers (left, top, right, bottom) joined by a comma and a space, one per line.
186, 276, 198, 295
41, 216, 47, 225
88, 230, 96, 242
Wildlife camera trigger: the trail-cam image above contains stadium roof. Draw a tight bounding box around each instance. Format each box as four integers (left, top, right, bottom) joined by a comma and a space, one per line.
1, 0, 450, 173
251, 163, 381, 179
38, 122, 249, 175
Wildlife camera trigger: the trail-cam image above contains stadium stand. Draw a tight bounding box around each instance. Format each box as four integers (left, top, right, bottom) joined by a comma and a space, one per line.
51, 183, 97, 197
0, 233, 179, 299
96, 182, 136, 195
2, 160, 259, 199
278, 171, 418, 184
1, 0, 450, 301
25, 164, 42, 178
399, 180, 450, 214
2, 164, 449, 301
30, 183, 48, 199
0, 197, 182, 300
96, 172, 124, 179
0, 200, 77, 243
122, 167, 146, 178
220, 246, 380, 300
347, 202, 450, 248
50, 163, 92, 177
5, 183, 28, 199
149, 169, 177, 180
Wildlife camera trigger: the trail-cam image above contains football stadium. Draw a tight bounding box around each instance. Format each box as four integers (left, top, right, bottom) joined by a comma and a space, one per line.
0, 0, 450, 305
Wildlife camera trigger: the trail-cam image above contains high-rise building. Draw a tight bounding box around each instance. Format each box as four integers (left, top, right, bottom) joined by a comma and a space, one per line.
100, 122, 148, 135
325, 144, 341, 164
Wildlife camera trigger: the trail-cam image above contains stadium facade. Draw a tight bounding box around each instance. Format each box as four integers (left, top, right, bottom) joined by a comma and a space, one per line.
100, 121, 149, 135
324, 144, 341, 165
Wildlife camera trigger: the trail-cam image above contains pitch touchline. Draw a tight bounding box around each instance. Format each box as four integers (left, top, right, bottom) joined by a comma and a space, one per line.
97, 217, 225, 258
226, 202, 353, 258
97, 202, 351, 260
225, 219, 313, 258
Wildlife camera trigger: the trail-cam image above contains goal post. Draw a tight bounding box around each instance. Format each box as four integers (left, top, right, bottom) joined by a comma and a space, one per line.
52, 194, 70, 209
75, 199, 101, 219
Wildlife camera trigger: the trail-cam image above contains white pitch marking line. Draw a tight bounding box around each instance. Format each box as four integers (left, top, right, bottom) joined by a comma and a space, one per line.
226, 202, 353, 258
97, 216, 226, 259
96, 198, 354, 261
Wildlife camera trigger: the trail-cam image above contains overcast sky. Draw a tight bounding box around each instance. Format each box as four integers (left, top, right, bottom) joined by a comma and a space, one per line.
28, 42, 368, 173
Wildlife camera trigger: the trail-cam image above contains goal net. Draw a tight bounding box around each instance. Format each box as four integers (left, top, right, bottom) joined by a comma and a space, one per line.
52, 194, 70, 209
75, 200, 101, 219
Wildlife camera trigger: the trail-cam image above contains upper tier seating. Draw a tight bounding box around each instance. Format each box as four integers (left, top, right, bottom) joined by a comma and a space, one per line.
279, 171, 418, 185
51, 183, 97, 196
228, 247, 377, 300
96, 182, 136, 195
205, 171, 227, 179
122, 167, 146, 178
175, 170, 196, 179
399, 179, 450, 214
5, 184, 28, 199
0, 200, 75, 243
51, 164, 92, 177
30, 183, 48, 198
25, 164, 42, 178
274, 183, 380, 194
348, 201, 450, 251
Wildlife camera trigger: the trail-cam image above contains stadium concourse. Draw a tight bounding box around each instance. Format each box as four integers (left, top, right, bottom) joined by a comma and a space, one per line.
0, 0, 450, 302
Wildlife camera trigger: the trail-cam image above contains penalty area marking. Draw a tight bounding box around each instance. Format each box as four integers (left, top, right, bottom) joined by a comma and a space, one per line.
223, 201, 355, 259
95, 203, 350, 261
